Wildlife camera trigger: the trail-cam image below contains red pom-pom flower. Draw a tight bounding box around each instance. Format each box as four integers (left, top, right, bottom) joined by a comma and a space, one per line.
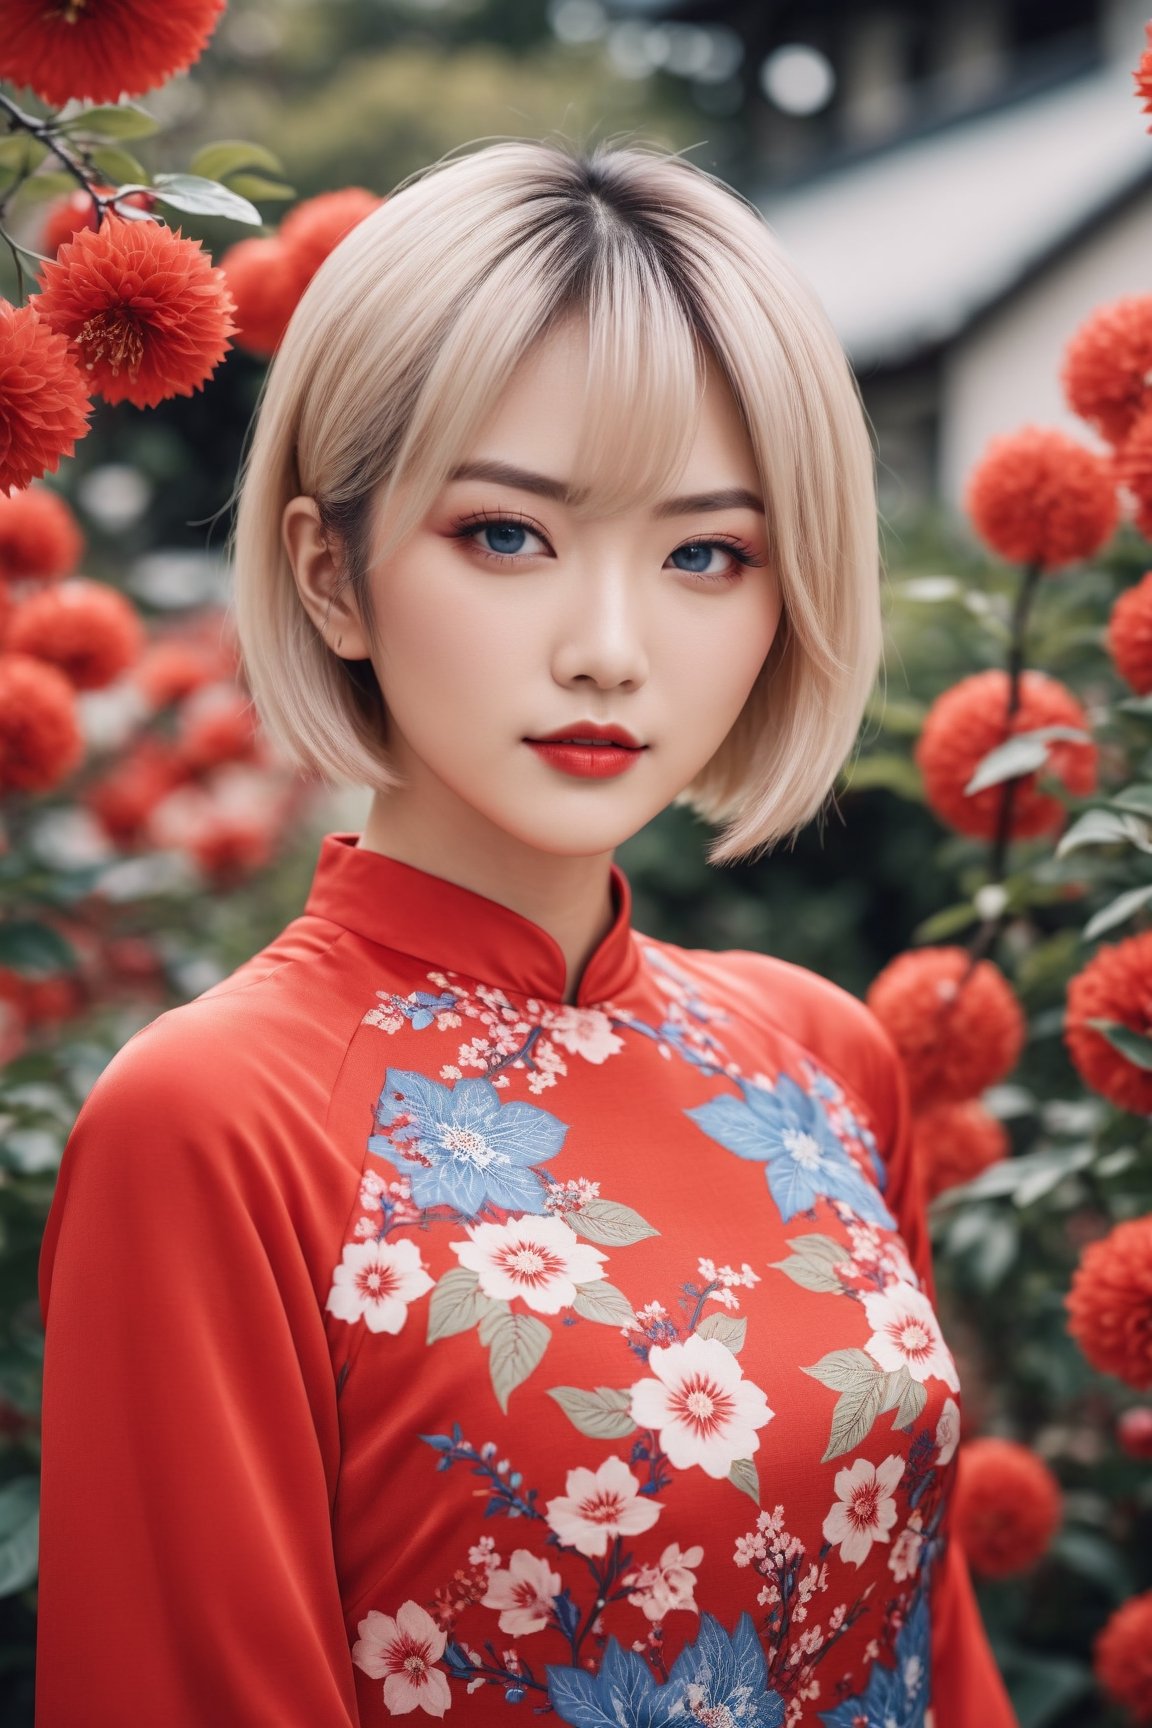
0, 0, 226, 107
35, 215, 237, 410
965, 425, 1117, 569
0, 300, 92, 496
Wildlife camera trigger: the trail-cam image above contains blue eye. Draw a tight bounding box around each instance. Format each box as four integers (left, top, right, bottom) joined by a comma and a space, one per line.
672, 543, 719, 574
481, 522, 529, 555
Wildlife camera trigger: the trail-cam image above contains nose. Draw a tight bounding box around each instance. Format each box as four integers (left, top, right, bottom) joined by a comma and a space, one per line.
550, 563, 649, 693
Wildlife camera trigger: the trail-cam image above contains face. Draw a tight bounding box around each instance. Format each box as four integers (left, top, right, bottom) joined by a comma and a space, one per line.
287, 316, 785, 866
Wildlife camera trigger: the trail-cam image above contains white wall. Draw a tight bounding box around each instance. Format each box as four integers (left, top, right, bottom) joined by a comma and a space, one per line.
939, 183, 1152, 511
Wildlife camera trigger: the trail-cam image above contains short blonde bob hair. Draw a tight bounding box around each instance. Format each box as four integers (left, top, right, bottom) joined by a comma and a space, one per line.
230, 136, 881, 865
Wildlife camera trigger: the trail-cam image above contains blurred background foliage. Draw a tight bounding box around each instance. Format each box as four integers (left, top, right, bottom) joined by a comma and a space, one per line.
2, 2, 1152, 1726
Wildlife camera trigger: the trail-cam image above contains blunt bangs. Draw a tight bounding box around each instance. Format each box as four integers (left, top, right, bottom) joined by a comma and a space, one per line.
229, 137, 882, 864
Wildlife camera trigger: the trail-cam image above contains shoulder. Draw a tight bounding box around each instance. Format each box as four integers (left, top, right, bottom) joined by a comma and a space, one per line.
641, 936, 904, 1146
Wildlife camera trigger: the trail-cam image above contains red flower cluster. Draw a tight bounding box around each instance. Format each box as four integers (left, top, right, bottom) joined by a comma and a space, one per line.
4, 578, 144, 690
1094, 1591, 1152, 1723
964, 425, 1117, 570
1064, 931, 1152, 1116
915, 668, 1097, 841
220, 188, 385, 357
0, 0, 225, 106
1107, 569, 1152, 694
0, 300, 92, 496
0, 485, 83, 582
1113, 404, 1152, 539
1062, 297, 1152, 445
1066, 1215, 1152, 1389
952, 1437, 1061, 1576
865, 946, 1025, 1110
0, 652, 84, 794
910, 1099, 1009, 1201
36, 215, 237, 410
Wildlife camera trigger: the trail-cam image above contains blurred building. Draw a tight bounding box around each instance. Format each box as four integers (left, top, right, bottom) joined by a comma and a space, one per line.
599, 0, 1152, 513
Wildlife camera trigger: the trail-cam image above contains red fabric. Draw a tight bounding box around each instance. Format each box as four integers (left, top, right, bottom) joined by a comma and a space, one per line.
37, 832, 1018, 1726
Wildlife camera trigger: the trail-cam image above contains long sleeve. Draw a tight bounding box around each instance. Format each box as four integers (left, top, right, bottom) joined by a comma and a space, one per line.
36, 1008, 361, 1728
866, 1002, 1020, 1728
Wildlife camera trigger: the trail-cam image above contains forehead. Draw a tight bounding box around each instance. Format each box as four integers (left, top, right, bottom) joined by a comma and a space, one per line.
454, 313, 758, 519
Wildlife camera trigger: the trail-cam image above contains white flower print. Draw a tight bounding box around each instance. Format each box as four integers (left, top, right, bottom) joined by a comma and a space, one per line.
352, 1600, 451, 1717
623, 1541, 704, 1621
450, 1214, 608, 1315
861, 1285, 961, 1390
629, 1333, 775, 1479
326, 1238, 434, 1335
935, 1396, 962, 1466
545, 1455, 662, 1557
481, 1548, 562, 1636
822, 1454, 904, 1567
546, 1006, 625, 1065
888, 1511, 925, 1582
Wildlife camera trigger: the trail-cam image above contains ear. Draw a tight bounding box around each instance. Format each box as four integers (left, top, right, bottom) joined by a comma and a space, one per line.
281, 494, 372, 660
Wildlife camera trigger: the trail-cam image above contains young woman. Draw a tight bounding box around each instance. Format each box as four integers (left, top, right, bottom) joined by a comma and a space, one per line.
36, 140, 1018, 1727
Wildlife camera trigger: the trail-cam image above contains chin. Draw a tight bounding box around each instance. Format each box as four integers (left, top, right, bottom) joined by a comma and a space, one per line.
493, 806, 654, 859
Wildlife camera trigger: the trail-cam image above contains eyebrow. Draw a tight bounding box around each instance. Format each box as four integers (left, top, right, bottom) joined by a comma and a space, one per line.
447, 459, 765, 518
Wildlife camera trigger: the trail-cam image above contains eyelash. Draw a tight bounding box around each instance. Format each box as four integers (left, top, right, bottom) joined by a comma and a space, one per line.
449, 508, 765, 584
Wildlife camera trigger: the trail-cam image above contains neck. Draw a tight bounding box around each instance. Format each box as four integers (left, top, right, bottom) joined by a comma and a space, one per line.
356, 787, 618, 1006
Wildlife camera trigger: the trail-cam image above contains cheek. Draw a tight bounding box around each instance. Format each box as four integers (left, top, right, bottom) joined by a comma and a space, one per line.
661, 584, 784, 719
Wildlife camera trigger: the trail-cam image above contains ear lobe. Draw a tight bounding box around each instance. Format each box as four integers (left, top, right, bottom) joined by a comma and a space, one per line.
282, 494, 371, 659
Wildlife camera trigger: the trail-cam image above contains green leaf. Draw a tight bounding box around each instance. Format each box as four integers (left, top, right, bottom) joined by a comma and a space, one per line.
89, 145, 150, 186
728, 1456, 760, 1505
188, 139, 287, 182
225, 173, 296, 203
1083, 884, 1152, 941
59, 103, 159, 140
802, 1347, 880, 1394
0, 1477, 38, 1597
149, 172, 262, 225
565, 1198, 658, 1247
996, 1649, 1093, 1728
1118, 692, 1152, 716
426, 1266, 494, 1344
1085, 1018, 1152, 1070
571, 1280, 635, 1327
840, 754, 924, 800
0, 135, 48, 172
14, 171, 80, 203
1057, 808, 1152, 858
891, 1373, 927, 1430
821, 1372, 888, 1463
695, 1311, 747, 1353
0, 921, 76, 974
1110, 782, 1152, 816
911, 901, 980, 943
770, 1233, 849, 1295
965, 726, 1091, 796
548, 1384, 636, 1440
480, 1307, 549, 1413
897, 575, 962, 602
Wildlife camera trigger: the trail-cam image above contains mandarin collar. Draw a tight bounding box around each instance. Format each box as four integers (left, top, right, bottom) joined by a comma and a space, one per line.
302, 832, 641, 1007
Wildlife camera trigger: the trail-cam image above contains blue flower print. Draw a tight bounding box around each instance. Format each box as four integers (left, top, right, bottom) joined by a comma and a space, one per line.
547, 1612, 785, 1727
369, 1068, 568, 1217
819, 1583, 931, 1728
686, 1074, 896, 1229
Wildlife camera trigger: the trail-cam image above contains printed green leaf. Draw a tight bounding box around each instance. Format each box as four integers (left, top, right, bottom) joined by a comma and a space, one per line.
481, 1309, 550, 1413
149, 172, 262, 225
728, 1457, 760, 1505
564, 1198, 658, 1247
822, 1375, 888, 1463
572, 1281, 635, 1327
892, 1375, 927, 1431
426, 1267, 494, 1344
770, 1233, 849, 1295
695, 1311, 747, 1354
878, 1365, 913, 1415
801, 1348, 879, 1393
548, 1385, 636, 1440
